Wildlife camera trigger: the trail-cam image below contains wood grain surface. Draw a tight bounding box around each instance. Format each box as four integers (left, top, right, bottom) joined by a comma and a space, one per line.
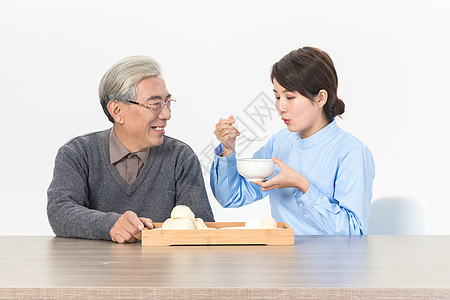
142, 222, 294, 246
1, 235, 449, 299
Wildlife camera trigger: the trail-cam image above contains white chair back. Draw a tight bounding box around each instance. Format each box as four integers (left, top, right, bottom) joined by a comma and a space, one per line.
368, 195, 429, 235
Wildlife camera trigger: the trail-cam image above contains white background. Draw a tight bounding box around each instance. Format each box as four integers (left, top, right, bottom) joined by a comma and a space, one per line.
1, 0, 449, 235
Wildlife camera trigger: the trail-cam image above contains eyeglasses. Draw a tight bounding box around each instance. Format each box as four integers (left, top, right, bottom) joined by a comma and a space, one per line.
125, 99, 176, 113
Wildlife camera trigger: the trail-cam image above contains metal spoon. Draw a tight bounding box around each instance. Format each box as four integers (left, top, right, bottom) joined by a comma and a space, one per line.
234, 124, 266, 141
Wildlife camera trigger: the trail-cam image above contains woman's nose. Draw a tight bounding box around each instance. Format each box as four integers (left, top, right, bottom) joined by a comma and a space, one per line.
277, 99, 287, 113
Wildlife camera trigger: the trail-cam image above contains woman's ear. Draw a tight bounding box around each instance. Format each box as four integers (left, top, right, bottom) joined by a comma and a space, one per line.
315, 89, 328, 108
107, 100, 124, 125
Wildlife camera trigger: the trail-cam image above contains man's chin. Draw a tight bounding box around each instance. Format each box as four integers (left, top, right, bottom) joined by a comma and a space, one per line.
148, 136, 164, 148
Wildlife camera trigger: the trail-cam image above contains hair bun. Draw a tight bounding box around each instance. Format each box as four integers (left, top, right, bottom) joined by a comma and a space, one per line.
334, 98, 345, 116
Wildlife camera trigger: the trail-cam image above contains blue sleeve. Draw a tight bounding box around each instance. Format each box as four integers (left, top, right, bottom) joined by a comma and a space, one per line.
293, 145, 375, 235
209, 143, 271, 208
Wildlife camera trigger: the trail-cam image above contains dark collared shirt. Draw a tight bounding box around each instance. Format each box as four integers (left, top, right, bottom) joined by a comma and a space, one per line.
109, 128, 150, 184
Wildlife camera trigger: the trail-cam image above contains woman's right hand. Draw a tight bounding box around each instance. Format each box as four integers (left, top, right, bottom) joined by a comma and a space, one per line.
214, 115, 240, 157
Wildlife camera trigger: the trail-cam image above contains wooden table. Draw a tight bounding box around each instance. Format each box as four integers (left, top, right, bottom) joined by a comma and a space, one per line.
1, 235, 449, 299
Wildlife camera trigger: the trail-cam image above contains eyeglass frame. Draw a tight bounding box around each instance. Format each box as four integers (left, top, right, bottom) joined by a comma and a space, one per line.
124, 98, 176, 113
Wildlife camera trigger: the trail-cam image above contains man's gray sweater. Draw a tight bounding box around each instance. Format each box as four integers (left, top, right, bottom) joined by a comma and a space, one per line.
47, 129, 214, 240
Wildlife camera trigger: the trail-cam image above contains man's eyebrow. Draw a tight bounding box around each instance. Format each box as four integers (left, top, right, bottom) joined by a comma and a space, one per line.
146, 94, 172, 101
147, 95, 162, 101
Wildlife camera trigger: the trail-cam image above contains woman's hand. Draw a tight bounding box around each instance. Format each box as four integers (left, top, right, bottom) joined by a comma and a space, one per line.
252, 157, 310, 193
214, 115, 240, 157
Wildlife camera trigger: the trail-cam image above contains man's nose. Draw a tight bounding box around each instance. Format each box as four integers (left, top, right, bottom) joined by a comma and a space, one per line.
158, 103, 171, 120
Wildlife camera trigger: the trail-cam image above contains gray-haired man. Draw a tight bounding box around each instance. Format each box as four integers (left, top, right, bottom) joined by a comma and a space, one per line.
47, 56, 214, 243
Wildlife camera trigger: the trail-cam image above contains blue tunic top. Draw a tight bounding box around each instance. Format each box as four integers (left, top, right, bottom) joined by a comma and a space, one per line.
210, 120, 375, 235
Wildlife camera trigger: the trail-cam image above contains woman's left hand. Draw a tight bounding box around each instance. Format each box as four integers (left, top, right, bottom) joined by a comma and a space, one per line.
252, 157, 310, 193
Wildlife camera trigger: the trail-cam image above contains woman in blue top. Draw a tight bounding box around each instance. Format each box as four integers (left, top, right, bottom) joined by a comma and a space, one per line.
210, 46, 375, 235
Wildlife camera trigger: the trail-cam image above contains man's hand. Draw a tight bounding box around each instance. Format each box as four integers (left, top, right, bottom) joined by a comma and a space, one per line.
110, 211, 154, 243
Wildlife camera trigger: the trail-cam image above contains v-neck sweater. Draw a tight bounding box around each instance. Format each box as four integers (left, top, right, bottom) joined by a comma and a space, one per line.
47, 129, 214, 240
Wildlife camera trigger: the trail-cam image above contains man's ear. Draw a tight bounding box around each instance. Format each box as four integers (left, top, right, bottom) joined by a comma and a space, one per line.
107, 101, 124, 124
315, 89, 328, 108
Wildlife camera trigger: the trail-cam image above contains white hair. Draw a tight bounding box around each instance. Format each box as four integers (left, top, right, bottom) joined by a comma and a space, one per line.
99, 55, 162, 123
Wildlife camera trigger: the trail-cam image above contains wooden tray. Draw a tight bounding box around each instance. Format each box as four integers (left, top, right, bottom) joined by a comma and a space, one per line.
141, 222, 294, 246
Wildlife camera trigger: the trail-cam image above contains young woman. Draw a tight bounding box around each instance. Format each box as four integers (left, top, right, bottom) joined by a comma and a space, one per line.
210, 47, 375, 235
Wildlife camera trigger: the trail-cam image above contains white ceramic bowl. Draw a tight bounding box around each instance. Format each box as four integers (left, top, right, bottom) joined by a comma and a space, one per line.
236, 158, 275, 181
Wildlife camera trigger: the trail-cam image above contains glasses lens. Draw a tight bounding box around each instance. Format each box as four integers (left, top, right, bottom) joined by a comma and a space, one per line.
148, 101, 162, 113
167, 99, 175, 111
150, 99, 175, 113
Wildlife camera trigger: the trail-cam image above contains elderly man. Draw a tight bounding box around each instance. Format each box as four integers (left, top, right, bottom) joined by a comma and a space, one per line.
47, 56, 214, 243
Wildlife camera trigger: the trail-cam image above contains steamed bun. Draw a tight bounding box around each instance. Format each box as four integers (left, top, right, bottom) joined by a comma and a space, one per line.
170, 205, 195, 220
245, 217, 262, 229
193, 218, 208, 229
162, 218, 172, 230
245, 216, 278, 229
162, 205, 206, 230
162, 218, 195, 230
261, 216, 278, 229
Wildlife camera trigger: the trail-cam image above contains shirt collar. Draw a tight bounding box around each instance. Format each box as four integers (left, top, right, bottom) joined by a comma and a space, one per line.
109, 128, 150, 164
295, 119, 339, 149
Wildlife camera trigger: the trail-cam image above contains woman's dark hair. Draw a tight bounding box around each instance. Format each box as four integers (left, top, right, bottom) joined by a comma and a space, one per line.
271, 46, 345, 123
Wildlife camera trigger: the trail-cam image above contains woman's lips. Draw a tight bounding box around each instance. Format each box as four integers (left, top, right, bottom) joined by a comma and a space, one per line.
282, 118, 290, 125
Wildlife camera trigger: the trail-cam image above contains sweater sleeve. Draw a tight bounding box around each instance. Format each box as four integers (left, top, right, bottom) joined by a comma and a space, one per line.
47, 143, 121, 240
174, 149, 215, 222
